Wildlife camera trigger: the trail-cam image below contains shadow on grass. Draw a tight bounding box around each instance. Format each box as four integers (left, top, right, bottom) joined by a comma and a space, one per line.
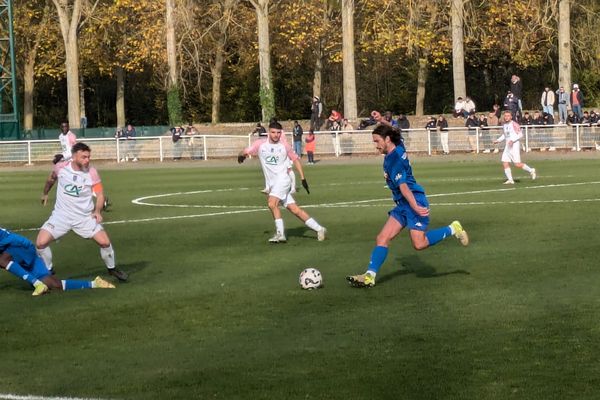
377, 255, 470, 285
60, 260, 149, 282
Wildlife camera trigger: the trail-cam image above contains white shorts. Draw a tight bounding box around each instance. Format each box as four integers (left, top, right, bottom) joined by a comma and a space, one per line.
268, 179, 296, 207
41, 211, 103, 240
501, 142, 521, 164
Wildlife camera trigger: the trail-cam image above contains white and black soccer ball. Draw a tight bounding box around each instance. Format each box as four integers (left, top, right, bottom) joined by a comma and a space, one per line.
299, 268, 323, 290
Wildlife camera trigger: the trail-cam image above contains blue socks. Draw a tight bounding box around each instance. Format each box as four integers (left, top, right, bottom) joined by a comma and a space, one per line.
6, 261, 38, 285
425, 226, 452, 247
62, 280, 93, 290
367, 246, 388, 275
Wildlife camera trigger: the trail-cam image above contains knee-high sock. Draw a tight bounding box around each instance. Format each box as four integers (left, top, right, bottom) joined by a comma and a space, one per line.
100, 244, 116, 269
426, 226, 452, 247
62, 280, 93, 290
36, 246, 53, 270
6, 261, 39, 285
366, 246, 388, 275
305, 218, 323, 232
504, 167, 513, 181
274, 219, 285, 235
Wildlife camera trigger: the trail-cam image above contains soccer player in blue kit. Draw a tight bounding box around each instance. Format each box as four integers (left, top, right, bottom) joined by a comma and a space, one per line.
0, 227, 115, 296
347, 124, 469, 288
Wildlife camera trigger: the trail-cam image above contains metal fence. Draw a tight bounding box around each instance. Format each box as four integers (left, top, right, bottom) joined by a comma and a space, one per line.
0, 124, 599, 164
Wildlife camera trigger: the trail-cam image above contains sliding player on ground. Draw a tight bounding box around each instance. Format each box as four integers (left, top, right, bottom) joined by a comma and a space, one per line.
1, 227, 114, 296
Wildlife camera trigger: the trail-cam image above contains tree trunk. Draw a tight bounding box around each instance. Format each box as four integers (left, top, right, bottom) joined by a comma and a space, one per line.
312, 54, 322, 102
166, 0, 177, 89
23, 56, 35, 132
211, 48, 224, 124
116, 66, 125, 128
341, 0, 357, 120
451, 0, 466, 99
252, 0, 274, 122
165, 0, 182, 124
415, 58, 427, 116
558, 0, 571, 92
53, 0, 83, 129
79, 74, 86, 127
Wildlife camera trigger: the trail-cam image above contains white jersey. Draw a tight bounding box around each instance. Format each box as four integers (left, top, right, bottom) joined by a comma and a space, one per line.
245, 138, 298, 189
59, 131, 77, 160
52, 161, 101, 218
498, 121, 523, 163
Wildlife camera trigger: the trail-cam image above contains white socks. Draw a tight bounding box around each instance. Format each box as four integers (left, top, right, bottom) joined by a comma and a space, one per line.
274, 218, 285, 235
36, 247, 53, 270
504, 168, 513, 181
305, 218, 323, 232
522, 164, 533, 173
100, 244, 116, 269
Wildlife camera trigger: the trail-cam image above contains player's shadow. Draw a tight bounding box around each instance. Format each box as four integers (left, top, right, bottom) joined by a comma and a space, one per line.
64, 261, 149, 281
285, 227, 321, 240
377, 255, 470, 285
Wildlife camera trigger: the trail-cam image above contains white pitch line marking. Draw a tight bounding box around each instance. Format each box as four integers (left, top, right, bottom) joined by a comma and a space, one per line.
13, 181, 600, 233
0, 394, 109, 400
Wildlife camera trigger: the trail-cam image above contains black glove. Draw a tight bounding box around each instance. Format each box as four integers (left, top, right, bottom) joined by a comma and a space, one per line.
237, 154, 246, 164
302, 179, 310, 194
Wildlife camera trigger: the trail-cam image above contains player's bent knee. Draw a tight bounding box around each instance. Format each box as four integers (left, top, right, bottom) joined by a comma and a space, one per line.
412, 241, 429, 251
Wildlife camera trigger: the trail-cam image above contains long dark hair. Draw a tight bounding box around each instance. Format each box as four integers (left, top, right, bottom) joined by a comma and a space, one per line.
372, 124, 404, 147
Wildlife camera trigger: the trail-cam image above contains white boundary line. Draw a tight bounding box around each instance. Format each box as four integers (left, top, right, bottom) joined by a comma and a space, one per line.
0, 394, 109, 400
14, 181, 600, 233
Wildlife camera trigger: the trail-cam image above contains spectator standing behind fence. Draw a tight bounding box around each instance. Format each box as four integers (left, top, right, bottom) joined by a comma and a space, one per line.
397, 114, 410, 130
465, 112, 479, 152
310, 96, 323, 130
570, 84, 584, 119
292, 120, 303, 158
171, 126, 183, 160
555, 86, 569, 124
305, 129, 316, 164
436, 115, 449, 155
186, 124, 200, 160
510, 75, 523, 115
504, 91, 519, 119
540, 87, 555, 118
252, 122, 267, 137
120, 124, 138, 162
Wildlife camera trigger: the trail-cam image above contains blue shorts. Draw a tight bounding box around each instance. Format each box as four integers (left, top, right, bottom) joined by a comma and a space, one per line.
6, 244, 51, 280
389, 192, 430, 231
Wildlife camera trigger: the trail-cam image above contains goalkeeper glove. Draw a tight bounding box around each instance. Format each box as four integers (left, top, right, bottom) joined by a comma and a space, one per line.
237, 154, 246, 164
301, 179, 310, 194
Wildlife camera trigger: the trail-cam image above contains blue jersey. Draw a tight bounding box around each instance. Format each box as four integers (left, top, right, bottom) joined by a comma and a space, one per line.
0, 228, 38, 270
383, 145, 425, 204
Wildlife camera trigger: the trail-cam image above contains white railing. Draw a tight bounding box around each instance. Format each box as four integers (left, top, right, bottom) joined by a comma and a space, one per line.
0, 125, 598, 164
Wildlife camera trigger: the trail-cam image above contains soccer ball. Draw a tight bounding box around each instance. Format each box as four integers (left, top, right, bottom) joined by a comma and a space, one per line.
299, 268, 323, 290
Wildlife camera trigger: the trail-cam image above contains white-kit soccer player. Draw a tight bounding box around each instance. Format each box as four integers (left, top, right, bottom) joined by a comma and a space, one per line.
58, 121, 77, 161
37, 142, 128, 281
493, 110, 537, 184
238, 121, 326, 243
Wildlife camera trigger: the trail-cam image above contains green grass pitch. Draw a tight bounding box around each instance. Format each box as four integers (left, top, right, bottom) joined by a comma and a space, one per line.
1, 155, 599, 399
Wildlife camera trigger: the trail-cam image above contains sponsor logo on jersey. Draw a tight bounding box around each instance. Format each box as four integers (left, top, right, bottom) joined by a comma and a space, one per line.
265, 155, 279, 165
64, 184, 83, 197
415, 222, 423, 227
395, 173, 402, 181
